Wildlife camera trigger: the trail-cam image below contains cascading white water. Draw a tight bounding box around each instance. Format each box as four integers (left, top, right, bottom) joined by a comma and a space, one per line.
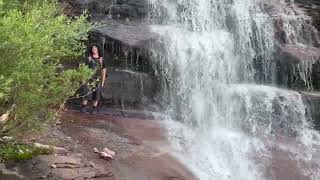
148, 0, 320, 179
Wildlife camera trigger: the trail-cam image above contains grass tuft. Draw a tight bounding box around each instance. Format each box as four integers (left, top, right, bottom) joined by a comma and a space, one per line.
0, 142, 53, 162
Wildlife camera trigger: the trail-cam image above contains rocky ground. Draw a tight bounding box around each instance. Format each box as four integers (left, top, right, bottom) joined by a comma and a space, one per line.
0, 107, 195, 180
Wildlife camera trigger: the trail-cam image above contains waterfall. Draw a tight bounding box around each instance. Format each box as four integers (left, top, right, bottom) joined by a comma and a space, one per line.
148, 0, 320, 179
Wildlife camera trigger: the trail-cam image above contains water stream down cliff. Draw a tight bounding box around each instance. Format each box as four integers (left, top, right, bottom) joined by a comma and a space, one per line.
147, 0, 320, 179
62, 0, 320, 179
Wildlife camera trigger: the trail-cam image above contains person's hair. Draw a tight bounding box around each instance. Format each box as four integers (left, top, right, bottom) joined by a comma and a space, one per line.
89, 44, 102, 58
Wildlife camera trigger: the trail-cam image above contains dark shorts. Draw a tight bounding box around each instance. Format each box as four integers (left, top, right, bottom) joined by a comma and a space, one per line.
79, 83, 103, 101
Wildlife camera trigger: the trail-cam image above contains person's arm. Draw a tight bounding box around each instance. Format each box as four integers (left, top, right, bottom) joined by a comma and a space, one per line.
101, 68, 107, 87
100, 57, 107, 87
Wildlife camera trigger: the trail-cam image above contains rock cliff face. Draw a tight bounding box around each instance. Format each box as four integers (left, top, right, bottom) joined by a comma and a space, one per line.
62, 0, 155, 107
65, 0, 320, 90
86, 19, 156, 107
63, 0, 148, 20
259, 0, 320, 91
257, 0, 320, 129
64, 0, 320, 124
302, 92, 320, 131
295, 0, 320, 31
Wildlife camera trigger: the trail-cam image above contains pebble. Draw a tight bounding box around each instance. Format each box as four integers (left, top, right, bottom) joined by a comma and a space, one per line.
93, 147, 99, 153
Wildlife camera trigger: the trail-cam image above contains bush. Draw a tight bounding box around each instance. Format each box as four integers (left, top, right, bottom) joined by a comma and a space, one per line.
0, 0, 92, 137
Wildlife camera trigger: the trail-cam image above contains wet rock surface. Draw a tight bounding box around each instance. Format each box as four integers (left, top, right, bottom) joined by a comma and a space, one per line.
63, 0, 320, 127
258, 136, 320, 180
89, 20, 156, 48
59, 109, 196, 180
273, 44, 320, 90
302, 91, 320, 131
66, 0, 320, 93
110, 0, 148, 19
266, 0, 320, 47
1, 108, 196, 180
295, 0, 320, 31
57, 2, 320, 179
257, 1, 320, 90
102, 68, 155, 106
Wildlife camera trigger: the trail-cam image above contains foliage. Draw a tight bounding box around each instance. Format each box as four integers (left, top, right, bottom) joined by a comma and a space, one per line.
0, 76, 12, 101
0, 0, 92, 136
0, 142, 53, 162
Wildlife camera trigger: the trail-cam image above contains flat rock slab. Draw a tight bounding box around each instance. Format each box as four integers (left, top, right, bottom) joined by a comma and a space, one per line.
51, 156, 82, 166
60, 109, 197, 180
91, 20, 157, 48
278, 44, 320, 62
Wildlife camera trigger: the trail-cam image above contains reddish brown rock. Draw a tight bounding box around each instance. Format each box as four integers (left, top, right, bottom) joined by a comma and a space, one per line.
59, 109, 197, 180
278, 44, 320, 62
256, 136, 320, 180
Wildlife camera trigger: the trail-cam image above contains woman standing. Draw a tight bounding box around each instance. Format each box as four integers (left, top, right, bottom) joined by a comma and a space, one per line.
80, 45, 107, 114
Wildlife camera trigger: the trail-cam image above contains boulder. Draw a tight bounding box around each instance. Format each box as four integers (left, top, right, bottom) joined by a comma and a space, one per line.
83, 19, 158, 107
82, 19, 157, 107
88, 20, 156, 75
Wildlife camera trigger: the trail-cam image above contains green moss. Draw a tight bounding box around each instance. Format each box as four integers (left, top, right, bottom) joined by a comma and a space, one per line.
0, 142, 53, 162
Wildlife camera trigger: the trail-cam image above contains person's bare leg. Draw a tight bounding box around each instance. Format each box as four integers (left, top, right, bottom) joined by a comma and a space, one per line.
81, 100, 89, 113
82, 100, 88, 106
93, 100, 98, 107
91, 100, 98, 114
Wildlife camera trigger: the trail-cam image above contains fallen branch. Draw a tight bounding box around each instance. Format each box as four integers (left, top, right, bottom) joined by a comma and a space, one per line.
33, 142, 67, 154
